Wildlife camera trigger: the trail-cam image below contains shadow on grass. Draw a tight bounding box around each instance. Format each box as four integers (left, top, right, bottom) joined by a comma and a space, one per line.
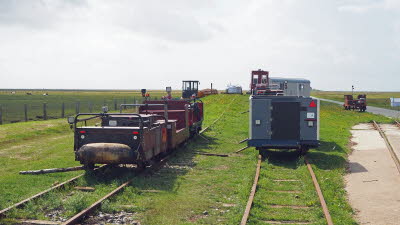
258, 140, 347, 171
308, 140, 347, 170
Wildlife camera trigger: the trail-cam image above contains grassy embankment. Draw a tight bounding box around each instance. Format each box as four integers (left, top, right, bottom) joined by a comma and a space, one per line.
312, 90, 400, 110
0, 94, 394, 224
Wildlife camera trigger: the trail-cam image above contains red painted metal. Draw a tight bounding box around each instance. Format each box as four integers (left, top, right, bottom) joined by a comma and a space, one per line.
343, 94, 367, 111
250, 70, 269, 92
250, 70, 283, 96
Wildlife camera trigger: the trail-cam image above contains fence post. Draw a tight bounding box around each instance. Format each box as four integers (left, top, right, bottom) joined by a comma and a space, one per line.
0, 105, 2, 125
43, 103, 47, 120
76, 101, 80, 114
114, 99, 117, 111
123, 98, 127, 110
89, 102, 93, 113
24, 104, 28, 122
61, 102, 65, 118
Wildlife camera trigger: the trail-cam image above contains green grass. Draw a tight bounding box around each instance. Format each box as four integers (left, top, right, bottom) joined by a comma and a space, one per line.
312, 90, 400, 110
0, 94, 395, 224
0, 90, 180, 124
249, 102, 392, 224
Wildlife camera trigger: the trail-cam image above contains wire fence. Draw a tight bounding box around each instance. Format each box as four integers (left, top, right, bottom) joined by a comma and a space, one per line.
0, 96, 161, 125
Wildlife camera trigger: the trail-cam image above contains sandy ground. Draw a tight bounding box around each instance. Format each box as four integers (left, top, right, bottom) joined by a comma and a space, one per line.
345, 123, 400, 225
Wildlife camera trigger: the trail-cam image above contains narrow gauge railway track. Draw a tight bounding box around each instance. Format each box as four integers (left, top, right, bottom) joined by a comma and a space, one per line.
67, 96, 240, 224
241, 155, 333, 225
2, 95, 239, 224
395, 120, 400, 129
0, 165, 108, 219
373, 121, 400, 174
2, 155, 170, 225
62, 154, 171, 225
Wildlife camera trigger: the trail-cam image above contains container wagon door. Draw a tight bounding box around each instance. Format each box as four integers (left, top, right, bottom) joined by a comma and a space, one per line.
250, 98, 271, 140
271, 102, 300, 140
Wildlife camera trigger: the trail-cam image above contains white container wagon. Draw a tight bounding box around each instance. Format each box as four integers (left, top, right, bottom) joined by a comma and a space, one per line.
269, 77, 311, 97
226, 85, 243, 94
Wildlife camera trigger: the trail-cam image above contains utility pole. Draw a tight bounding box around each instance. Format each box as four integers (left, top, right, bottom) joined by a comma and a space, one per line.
352, 85, 354, 97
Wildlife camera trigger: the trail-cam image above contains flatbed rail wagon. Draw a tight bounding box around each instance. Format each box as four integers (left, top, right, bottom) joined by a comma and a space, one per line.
68, 89, 203, 169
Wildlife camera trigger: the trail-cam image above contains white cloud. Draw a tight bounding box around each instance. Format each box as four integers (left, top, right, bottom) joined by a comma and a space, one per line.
338, 0, 400, 13
0, 0, 399, 91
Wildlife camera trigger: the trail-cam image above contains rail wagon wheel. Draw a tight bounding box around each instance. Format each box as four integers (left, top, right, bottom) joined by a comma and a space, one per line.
136, 161, 146, 170
300, 147, 309, 156
84, 163, 95, 170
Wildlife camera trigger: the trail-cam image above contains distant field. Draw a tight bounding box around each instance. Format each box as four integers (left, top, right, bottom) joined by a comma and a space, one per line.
0, 90, 180, 124
312, 91, 400, 110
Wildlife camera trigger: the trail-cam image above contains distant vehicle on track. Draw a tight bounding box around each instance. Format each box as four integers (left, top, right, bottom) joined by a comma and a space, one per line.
198, 88, 218, 98
225, 85, 243, 94
343, 94, 367, 112
182, 80, 199, 99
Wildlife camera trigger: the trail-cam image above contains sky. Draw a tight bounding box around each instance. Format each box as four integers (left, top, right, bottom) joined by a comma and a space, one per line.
0, 0, 399, 91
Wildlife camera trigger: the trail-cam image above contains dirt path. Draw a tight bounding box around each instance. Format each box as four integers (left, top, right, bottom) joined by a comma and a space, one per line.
345, 123, 400, 225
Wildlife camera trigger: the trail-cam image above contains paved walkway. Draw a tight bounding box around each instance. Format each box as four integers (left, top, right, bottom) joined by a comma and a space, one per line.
345, 123, 400, 225
314, 97, 400, 119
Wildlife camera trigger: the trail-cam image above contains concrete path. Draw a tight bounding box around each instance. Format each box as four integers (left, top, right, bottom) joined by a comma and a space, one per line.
314, 97, 400, 119
380, 124, 400, 163
345, 123, 400, 225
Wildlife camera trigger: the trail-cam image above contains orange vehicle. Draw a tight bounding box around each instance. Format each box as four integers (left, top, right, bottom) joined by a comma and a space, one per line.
198, 88, 218, 98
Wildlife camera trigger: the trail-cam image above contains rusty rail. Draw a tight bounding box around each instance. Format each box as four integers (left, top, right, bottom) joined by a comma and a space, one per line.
240, 155, 261, 225
305, 157, 334, 225
0, 174, 83, 218
62, 180, 132, 225
62, 155, 170, 225
373, 121, 400, 174
0, 165, 107, 218
395, 120, 400, 129
240, 155, 334, 225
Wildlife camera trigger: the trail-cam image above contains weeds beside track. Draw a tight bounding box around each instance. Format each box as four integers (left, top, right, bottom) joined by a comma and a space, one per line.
241, 153, 333, 225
